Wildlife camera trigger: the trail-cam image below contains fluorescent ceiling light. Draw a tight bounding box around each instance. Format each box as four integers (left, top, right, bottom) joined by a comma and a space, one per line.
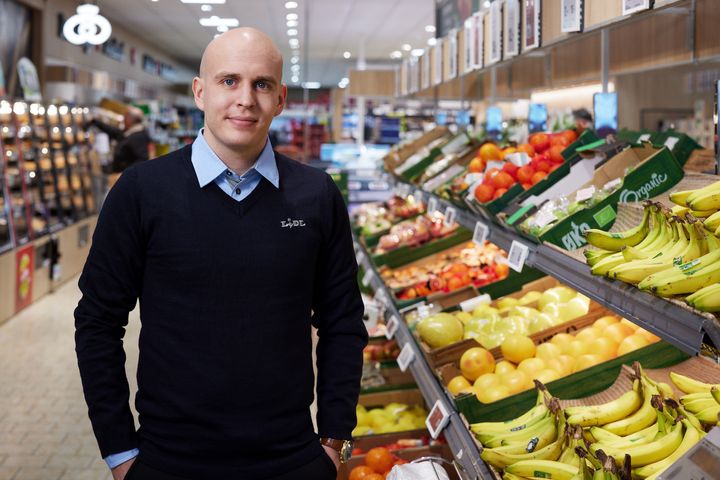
287, 29, 298, 36
286, 13, 298, 20
201, 5, 212, 11
291, 56, 299, 64
302, 81, 321, 89
291, 76, 299, 82
289, 38, 299, 47
285, 1, 298, 8
181, 0, 225, 3
286, 20, 298, 27
390, 50, 402, 59
425, 25, 435, 33
291, 65, 300, 72
411, 48, 424, 57
343, 51, 351, 59
217, 25, 228, 32
401, 44, 411, 51
427, 38, 437, 46
199, 16, 239, 27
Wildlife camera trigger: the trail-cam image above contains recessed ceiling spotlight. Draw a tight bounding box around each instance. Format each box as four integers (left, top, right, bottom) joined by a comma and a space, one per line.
286, 13, 298, 20
201, 4, 212, 11
285, 1, 298, 8
287, 29, 298, 36
343, 51, 351, 59
302, 81, 321, 89
411, 48, 424, 57
291, 57, 299, 64
286, 20, 298, 27
291, 65, 300, 72
427, 38, 437, 46
291, 76, 299, 82
217, 25, 228, 32
401, 44, 411, 51
390, 50, 402, 59
425, 25, 435, 33
289, 38, 299, 47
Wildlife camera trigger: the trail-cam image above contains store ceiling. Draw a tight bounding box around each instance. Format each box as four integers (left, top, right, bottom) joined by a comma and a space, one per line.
97, 0, 435, 88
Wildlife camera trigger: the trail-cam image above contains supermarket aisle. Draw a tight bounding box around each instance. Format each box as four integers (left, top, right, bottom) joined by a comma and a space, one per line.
0, 278, 134, 480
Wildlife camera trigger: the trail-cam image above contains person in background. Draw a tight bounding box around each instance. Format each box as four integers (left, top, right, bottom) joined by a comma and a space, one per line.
75, 27, 367, 480
90, 106, 151, 173
572, 108, 594, 135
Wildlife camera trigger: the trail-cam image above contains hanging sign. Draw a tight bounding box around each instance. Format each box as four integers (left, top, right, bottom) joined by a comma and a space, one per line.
561, 0, 584, 33
17, 58, 41, 102
488, 1, 502, 65
623, 0, 652, 15
504, 0, 520, 58
447, 29, 458, 80
473, 11, 484, 69
463, 17, 474, 73
524, 0, 542, 51
63, 4, 112, 46
434, 38, 444, 86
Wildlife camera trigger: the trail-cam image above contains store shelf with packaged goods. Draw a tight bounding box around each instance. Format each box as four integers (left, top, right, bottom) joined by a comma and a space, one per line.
391, 178, 720, 359
353, 238, 497, 480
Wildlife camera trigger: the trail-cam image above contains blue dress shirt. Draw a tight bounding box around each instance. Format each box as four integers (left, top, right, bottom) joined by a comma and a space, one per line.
104, 130, 279, 469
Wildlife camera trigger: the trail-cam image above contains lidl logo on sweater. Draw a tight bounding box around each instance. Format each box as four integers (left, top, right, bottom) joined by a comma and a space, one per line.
281, 218, 306, 228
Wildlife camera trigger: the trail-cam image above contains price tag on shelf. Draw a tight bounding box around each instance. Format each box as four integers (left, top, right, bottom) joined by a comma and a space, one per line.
664, 136, 680, 150
414, 189, 424, 205
395, 183, 410, 198
444, 206, 457, 227
472, 221, 489, 246
425, 399, 451, 439
361, 269, 374, 287
375, 289, 390, 308
456, 448, 464, 460
507, 240, 530, 273
355, 250, 366, 266
397, 343, 415, 372
638, 133, 651, 142
385, 315, 400, 339
485, 160, 505, 173
534, 210, 557, 229
427, 197, 438, 214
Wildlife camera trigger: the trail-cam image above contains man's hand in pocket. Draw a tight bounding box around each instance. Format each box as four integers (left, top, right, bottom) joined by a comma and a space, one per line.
111, 457, 136, 480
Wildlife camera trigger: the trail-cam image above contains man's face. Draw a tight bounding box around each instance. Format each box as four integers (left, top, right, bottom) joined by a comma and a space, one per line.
193, 45, 286, 157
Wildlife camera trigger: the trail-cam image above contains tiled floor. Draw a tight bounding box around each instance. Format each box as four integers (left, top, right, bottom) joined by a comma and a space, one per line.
0, 278, 138, 480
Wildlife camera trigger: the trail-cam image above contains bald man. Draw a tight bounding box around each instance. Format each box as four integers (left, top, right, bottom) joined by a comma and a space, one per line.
75, 28, 367, 480
89, 105, 151, 173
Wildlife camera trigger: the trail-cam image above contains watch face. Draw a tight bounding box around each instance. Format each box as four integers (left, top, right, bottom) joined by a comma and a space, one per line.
340, 440, 354, 462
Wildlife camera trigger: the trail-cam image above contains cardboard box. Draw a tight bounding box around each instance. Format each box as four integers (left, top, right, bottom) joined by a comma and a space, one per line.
399, 132, 473, 183
537, 143, 683, 250
383, 126, 450, 172
649, 130, 702, 166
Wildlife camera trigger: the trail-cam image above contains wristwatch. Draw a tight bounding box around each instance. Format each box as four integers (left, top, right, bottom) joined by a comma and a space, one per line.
320, 437, 354, 464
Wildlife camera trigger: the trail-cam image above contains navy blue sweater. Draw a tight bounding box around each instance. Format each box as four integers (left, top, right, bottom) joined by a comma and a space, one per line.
74, 146, 367, 479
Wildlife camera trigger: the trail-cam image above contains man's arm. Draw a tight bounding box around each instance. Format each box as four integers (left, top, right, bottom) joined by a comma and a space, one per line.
88, 118, 124, 140
312, 175, 368, 439
75, 167, 144, 458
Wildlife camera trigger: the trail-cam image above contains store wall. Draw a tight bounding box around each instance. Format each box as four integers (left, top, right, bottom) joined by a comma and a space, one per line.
41, 0, 195, 93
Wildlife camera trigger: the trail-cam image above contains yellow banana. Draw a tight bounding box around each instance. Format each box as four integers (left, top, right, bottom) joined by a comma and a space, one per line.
478, 414, 555, 447
594, 419, 684, 467
591, 422, 659, 449
633, 419, 703, 479
671, 204, 689, 215
505, 459, 578, 480
712, 387, 720, 404
669, 189, 694, 207
671, 372, 720, 394
480, 415, 565, 469
680, 397, 719, 413
601, 380, 659, 436
470, 393, 549, 435
694, 405, 720, 424
584, 208, 651, 252
687, 179, 720, 211
567, 388, 642, 427
704, 210, 720, 231
637, 244, 720, 296
686, 282, 720, 312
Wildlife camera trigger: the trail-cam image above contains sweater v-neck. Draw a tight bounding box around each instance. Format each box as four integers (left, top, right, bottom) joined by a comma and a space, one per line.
183, 147, 274, 215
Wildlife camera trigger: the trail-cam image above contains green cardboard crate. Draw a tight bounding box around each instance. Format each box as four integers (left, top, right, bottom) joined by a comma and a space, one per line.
401, 132, 472, 183
455, 341, 688, 424
371, 227, 473, 269
561, 129, 601, 162
538, 145, 684, 250
649, 130, 702, 166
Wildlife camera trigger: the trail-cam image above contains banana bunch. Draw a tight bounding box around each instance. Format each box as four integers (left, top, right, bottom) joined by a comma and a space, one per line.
669, 179, 720, 213
671, 372, 720, 425
685, 282, 720, 312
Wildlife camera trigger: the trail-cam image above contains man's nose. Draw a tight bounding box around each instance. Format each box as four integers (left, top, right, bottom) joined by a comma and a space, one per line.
235, 83, 256, 108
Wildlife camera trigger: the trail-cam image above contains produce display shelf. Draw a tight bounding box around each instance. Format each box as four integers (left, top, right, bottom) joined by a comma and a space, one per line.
403, 183, 720, 358
354, 239, 495, 480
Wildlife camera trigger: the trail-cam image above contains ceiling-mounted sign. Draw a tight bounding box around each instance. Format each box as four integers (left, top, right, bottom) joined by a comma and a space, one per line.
0, 58, 6, 97
622, 0, 653, 15
447, 29, 458, 80
463, 17, 475, 74
473, 11, 484, 69
434, 38, 444, 86
523, 0, 542, 51
435, 0, 480, 38
63, 4, 112, 46
504, 0, 520, 58
561, 0, 584, 33
488, 1, 502, 65
16, 58, 41, 101
421, 51, 430, 89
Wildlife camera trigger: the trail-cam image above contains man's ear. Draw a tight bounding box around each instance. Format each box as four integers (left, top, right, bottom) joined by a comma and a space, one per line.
192, 77, 205, 111
275, 84, 288, 117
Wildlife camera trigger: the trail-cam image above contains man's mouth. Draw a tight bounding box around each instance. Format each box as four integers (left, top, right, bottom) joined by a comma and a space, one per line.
227, 116, 258, 127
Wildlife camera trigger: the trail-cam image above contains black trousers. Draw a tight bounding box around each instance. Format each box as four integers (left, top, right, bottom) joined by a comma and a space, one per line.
124, 453, 337, 480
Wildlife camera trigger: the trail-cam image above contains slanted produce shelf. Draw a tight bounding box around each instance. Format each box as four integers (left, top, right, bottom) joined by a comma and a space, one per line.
354, 238, 496, 480
396, 181, 720, 358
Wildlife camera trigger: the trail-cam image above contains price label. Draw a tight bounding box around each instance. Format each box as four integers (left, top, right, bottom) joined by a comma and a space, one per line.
397, 343, 415, 372
507, 240, 530, 273
385, 315, 400, 339
575, 186, 596, 202
534, 211, 557, 229
506, 152, 530, 167
414, 189, 424, 205
444, 207, 457, 227
356, 251, 366, 266
473, 221, 489, 246
638, 133, 651, 142
425, 399, 451, 439
361, 269, 374, 287
604, 178, 623, 191
456, 448, 464, 459
427, 197, 438, 214
664, 136, 680, 150
375, 289, 390, 307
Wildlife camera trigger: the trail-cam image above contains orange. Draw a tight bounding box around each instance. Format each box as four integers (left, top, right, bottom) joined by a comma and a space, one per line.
517, 143, 535, 157
460, 347, 496, 381
501, 369, 531, 394
492, 171, 515, 189
366, 447, 395, 474
565, 339, 590, 358
447, 375, 473, 396
474, 184, 495, 203
547, 355, 576, 376
517, 357, 546, 377
364, 474, 385, 480
350, 465, 375, 480
501, 335, 536, 363
516, 165, 535, 184
560, 129, 578, 144
493, 188, 508, 200
529, 133, 550, 152
548, 145, 565, 163
574, 354, 604, 372
494, 360, 516, 375
474, 373, 501, 391
603, 323, 635, 344
617, 334, 651, 356
468, 157, 485, 173
531, 171, 547, 185
479, 143, 502, 162
590, 337, 619, 361
476, 384, 511, 403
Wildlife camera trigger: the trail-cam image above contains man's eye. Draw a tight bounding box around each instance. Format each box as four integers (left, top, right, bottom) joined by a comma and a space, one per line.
223, 79, 236, 87
256, 81, 267, 89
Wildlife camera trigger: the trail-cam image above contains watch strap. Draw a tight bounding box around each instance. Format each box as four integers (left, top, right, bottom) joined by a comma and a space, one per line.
319, 437, 344, 451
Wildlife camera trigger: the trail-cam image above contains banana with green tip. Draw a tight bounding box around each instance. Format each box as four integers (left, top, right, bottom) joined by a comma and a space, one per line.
566, 387, 643, 427
590, 422, 659, 449
633, 419, 703, 479
693, 405, 720, 424
670, 371, 720, 394
470, 394, 549, 435
680, 397, 718, 413
584, 208, 651, 252
504, 459, 579, 480
704, 210, 720, 231
601, 381, 659, 436
592, 419, 684, 467
686, 282, 720, 312
637, 246, 720, 296
687, 179, 720, 211
477, 413, 556, 447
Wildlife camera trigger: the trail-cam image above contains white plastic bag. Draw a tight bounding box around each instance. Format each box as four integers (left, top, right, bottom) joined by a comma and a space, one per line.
386, 460, 451, 480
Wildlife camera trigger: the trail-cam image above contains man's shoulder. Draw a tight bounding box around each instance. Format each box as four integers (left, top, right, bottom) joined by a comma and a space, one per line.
274, 152, 329, 185
132, 145, 192, 175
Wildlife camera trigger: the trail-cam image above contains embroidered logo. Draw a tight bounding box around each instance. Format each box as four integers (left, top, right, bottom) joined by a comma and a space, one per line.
281, 218, 306, 228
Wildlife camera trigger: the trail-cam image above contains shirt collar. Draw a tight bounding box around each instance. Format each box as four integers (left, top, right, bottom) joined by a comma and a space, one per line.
191, 129, 279, 189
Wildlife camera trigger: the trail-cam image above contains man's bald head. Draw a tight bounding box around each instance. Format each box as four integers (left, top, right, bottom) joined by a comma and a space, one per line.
199, 27, 283, 80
